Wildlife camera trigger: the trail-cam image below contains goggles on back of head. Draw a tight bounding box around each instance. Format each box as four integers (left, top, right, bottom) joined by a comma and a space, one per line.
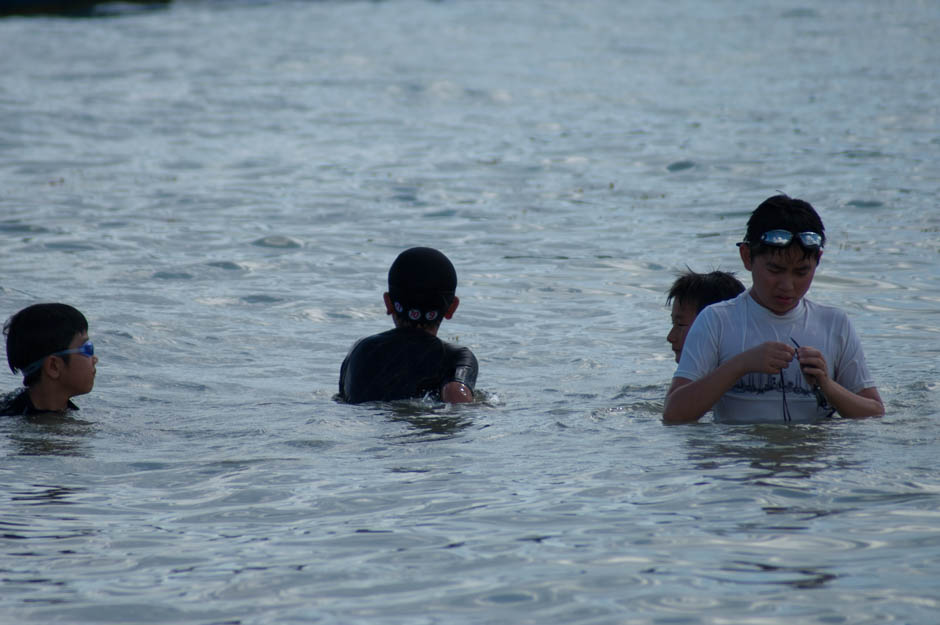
21, 341, 95, 376
753, 229, 823, 249
393, 300, 442, 323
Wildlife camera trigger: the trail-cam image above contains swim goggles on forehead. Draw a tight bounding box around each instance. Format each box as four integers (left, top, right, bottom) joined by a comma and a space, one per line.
753, 229, 824, 249
21, 341, 95, 376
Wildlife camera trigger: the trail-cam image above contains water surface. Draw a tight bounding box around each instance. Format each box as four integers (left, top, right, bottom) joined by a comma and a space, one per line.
1, 1, 939, 623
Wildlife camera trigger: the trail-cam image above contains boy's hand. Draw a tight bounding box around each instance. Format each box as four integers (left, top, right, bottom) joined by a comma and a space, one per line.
742, 341, 796, 375
794, 345, 829, 387
441, 381, 473, 403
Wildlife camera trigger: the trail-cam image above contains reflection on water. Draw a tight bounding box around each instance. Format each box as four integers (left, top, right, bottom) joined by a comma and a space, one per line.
684, 425, 838, 479
10, 484, 83, 506
717, 560, 839, 590
383, 401, 476, 440
1, 0, 939, 623
5, 413, 96, 457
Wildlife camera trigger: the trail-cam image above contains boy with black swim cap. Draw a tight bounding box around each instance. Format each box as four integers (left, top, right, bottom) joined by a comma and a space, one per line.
1, 303, 98, 416
664, 195, 883, 424
338, 247, 478, 404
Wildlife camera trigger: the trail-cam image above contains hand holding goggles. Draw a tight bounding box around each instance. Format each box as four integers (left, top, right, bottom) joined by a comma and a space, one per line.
21, 341, 95, 376
752, 229, 823, 249
790, 338, 836, 418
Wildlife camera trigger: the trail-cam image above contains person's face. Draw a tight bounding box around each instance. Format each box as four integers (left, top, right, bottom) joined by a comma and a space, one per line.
59, 331, 97, 396
741, 244, 820, 315
667, 299, 698, 363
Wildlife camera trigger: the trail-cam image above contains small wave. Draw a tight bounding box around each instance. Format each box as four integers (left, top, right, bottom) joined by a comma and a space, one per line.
666, 160, 696, 172
252, 236, 301, 249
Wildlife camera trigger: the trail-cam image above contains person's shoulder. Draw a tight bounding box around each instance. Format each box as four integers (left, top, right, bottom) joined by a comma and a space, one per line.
0, 388, 30, 417
348, 327, 438, 353
442, 340, 476, 358
804, 297, 844, 312
379, 326, 437, 344
803, 298, 851, 323
703, 290, 747, 314
0, 389, 79, 417
348, 327, 400, 347
717, 290, 748, 308
696, 291, 746, 325
353, 329, 390, 344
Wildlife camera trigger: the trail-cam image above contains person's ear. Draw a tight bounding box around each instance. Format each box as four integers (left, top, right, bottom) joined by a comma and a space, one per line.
44, 356, 63, 381
816, 250, 823, 265
739, 244, 753, 271
383, 292, 394, 316
444, 296, 459, 320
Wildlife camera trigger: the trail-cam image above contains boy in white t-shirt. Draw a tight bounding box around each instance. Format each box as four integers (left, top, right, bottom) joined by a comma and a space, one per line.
663, 195, 883, 424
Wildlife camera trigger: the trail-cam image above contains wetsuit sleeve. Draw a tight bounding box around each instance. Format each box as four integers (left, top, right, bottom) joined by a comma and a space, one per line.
446, 346, 478, 391
338, 355, 348, 398
338, 340, 361, 401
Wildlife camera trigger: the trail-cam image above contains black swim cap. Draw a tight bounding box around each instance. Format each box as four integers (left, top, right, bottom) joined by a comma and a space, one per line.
388, 247, 457, 323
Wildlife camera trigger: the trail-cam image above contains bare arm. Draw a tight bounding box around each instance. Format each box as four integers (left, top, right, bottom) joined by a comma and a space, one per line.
663, 376, 713, 423
663, 357, 749, 423
823, 384, 884, 418
664, 341, 797, 423
795, 346, 884, 417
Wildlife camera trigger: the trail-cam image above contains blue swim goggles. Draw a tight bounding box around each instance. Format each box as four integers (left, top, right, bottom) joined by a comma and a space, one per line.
21, 341, 95, 376
755, 229, 824, 249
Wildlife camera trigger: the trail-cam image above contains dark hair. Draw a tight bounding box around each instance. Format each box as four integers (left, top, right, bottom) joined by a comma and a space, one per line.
4, 303, 88, 387
743, 194, 826, 260
667, 269, 746, 313
387, 247, 457, 328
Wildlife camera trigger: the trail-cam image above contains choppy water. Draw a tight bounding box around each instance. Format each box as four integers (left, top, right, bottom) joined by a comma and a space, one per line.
1, 1, 939, 623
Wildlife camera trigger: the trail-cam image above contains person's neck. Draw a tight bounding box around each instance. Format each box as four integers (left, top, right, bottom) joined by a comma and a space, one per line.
27, 382, 72, 412
393, 320, 440, 336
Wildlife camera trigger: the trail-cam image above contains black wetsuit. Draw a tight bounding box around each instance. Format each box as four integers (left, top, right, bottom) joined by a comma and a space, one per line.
0, 389, 78, 416
338, 327, 478, 404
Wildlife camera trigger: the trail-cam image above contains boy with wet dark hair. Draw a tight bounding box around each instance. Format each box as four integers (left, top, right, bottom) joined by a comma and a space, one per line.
338, 247, 478, 404
1, 303, 98, 416
664, 194, 883, 424
666, 269, 746, 363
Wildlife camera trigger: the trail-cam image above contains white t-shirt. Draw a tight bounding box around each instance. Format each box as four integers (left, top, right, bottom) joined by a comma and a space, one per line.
675, 291, 875, 424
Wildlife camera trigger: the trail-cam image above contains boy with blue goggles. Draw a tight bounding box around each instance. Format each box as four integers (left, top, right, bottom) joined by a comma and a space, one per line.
1, 303, 98, 416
